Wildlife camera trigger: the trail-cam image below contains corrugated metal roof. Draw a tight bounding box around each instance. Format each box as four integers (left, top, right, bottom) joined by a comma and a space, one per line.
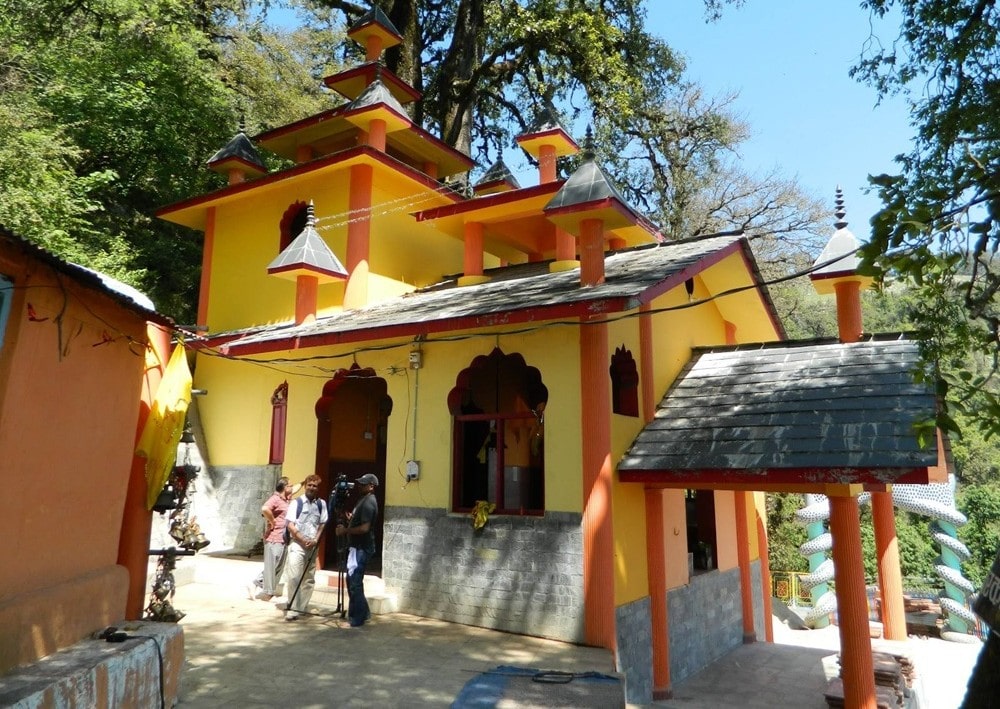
619, 336, 938, 477
0, 227, 173, 327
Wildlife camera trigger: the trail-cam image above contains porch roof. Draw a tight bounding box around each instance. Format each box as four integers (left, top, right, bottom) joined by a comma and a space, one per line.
618, 335, 943, 489
206, 232, 772, 353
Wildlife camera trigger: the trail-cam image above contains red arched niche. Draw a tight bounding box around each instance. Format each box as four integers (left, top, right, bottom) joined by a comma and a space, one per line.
279, 201, 309, 252
610, 345, 639, 417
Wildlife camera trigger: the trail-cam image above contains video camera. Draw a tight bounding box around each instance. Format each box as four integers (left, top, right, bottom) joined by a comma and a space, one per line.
329, 473, 355, 512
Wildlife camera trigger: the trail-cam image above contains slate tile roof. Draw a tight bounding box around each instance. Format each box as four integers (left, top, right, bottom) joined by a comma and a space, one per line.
214, 232, 757, 350
619, 335, 939, 479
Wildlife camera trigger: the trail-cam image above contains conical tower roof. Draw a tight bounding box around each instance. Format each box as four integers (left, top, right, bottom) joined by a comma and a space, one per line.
473, 159, 521, 195
207, 125, 267, 177
545, 128, 634, 220
267, 203, 348, 282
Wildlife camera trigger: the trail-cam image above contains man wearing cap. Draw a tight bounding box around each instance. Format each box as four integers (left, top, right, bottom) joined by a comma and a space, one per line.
335, 473, 379, 627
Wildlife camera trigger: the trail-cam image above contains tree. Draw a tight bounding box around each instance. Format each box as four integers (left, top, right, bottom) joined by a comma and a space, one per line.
846, 0, 1000, 438
0, 0, 335, 320
312, 0, 826, 252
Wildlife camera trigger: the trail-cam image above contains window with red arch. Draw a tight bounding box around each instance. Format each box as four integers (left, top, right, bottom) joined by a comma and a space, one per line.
279, 201, 310, 252
610, 345, 639, 417
269, 381, 289, 464
447, 348, 547, 515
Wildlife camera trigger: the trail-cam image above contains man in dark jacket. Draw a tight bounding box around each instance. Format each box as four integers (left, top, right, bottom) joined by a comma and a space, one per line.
335, 473, 379, 627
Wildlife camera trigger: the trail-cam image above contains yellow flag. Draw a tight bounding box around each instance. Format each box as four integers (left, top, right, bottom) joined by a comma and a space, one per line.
136, 343, 193, 509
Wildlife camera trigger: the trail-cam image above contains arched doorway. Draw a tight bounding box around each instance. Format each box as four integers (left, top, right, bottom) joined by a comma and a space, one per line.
315, 364, 391, 574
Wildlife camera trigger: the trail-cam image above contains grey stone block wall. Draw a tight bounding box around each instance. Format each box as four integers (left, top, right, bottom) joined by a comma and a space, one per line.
667, 566, 744, 684
190, 464, 281, 553
382, 506, 585, 642
615, 596, 653, 705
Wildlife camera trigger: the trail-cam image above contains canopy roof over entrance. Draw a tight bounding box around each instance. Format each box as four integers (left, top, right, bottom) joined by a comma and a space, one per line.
619, 335, 948, 490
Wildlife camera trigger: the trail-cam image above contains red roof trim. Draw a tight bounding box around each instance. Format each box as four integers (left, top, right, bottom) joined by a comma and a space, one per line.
618, 466, 933, 486
340, 101, 413, 129
415, 182, 564, 222
544, 197, 636, 223
267, 264, 348, 280
809, 270, 861, 282
207, 156, 267, 174
254, 107, 347, 143
515, 127, 579, 149
157, 146, 462, 219
323, 63, 422, 102
214, 295, 636, 356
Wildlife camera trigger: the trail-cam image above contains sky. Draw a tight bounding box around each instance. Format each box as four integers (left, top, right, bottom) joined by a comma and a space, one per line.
272, 1, 913, 242
647, 1, 913, 239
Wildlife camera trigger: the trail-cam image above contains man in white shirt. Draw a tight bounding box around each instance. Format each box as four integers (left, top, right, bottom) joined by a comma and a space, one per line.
283, 474, 328, 621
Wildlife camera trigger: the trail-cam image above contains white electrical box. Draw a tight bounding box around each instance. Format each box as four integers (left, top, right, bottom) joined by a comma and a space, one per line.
408, 350, 422, 369
406, 460, 420, 481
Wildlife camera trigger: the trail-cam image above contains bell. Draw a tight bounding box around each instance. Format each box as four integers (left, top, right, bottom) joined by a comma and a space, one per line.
182, 532, 210, 551
152, 485, 177, 512
180, 428, 196, 444
169, 519, 186, 543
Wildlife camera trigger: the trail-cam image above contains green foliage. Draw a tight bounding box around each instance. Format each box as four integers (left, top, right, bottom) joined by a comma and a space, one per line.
765, 493, 808, 573
318, 0, 826, 253
0, 0, 335, 320
847, 0, 1000, 438
958, 484, 1000, 587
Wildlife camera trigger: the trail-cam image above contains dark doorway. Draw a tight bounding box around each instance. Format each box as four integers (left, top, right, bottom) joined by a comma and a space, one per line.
314, 364, 391, 575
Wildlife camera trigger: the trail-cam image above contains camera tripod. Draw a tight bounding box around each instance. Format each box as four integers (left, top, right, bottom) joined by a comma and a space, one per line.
285, 500, 350, 619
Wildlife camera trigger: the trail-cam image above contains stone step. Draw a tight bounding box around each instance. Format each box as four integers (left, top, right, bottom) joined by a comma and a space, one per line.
311, 571, 397, 615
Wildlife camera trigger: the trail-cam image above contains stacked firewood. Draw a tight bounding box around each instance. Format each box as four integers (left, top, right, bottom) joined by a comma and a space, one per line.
824, 650, 916, 708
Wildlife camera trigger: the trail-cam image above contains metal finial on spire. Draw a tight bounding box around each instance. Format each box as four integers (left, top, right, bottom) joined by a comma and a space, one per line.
374, 61, 383, 83
582, 125, 595, 160
239, 114, 246, 134
834, 186, 848, 230
306, 200, 316, 228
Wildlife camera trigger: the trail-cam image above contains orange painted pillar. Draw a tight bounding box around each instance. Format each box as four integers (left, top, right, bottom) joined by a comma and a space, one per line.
735, 491, 756, 643
580, 218, 605, 286
423, 162, 439, 179
829, 492, 877, 709
539, 144, 557, 184
367, 118, 387, 151
117, 324, 172, 619
834, 280, 863, 343
756, 514, 774, 642
555, 227, 576, 262
365, 35, 383, 62
580, 314, 615, 651
608, 236, 626, 251
295, 274, 318, 325
872, 490, 906, 640
645, 489, 672, 699
227, 168, 245, 185
295, 145, 313, 163
640, 307, 670, 695
463, 222, 484, 277
346, 163, 373, 308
